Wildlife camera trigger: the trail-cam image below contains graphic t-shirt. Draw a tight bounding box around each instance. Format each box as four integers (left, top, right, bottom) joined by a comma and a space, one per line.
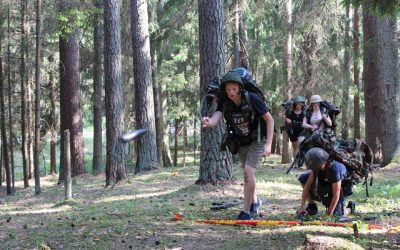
217, 92, 269, 138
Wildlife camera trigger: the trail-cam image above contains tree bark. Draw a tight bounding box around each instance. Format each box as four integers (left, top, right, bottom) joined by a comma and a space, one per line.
282, 0, 293, 164
93, 0, 103, 175
28, 72, 34, 179
59, 0, 85, 182
341, 5, 351, 140
161, 84, 172, 167
131, 0, 159, 172
0, 44, 11, 195
20, 0, 29, 187
239, 0, 249, 69
151, 50, 163, 167
173, 117, 179, 167
193, 115, 197, 166
197, 0, 233, 184
48, 55, 57, 175
363, 0, 399, 165
34, 0, 41, 194
7, 3, 15, 192
182, 91, 188, 167
104, 0, 126, 186
232, 0, 240, 67
353, 5, 361, 139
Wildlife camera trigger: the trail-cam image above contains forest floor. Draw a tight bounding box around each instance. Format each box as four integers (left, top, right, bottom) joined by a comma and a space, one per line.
1, 154, 400, 250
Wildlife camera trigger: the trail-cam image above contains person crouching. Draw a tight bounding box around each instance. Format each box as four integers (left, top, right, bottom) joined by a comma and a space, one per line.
297, 147, 355, 217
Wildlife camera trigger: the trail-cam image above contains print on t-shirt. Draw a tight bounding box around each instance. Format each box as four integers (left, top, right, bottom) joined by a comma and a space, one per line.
231, 110, 251, 137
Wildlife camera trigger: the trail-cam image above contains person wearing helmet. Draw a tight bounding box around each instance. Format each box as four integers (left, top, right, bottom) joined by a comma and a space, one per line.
202, 70, 274, 220
297, 147, 354, 217
298, 94, 332, 143
282, 96, 306, 158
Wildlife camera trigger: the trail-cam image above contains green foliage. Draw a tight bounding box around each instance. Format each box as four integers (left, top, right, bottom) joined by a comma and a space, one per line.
56, 7, 97, 39
391, 156, 400, 163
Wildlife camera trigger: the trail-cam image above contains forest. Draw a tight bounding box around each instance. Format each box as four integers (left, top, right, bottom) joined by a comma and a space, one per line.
0, 0, 399, 249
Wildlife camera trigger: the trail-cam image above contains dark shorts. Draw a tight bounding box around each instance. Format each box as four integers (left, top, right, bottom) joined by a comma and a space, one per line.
298, 172, 346, 216
288, 127, 303, 142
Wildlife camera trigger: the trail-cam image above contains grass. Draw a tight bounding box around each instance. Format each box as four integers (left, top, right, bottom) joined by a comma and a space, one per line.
1, 128, 400, 249
1, 155, 399, 249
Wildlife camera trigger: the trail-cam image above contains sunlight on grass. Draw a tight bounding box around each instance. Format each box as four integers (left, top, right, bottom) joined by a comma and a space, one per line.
93, 189, 180, 204
4, 205, 72, 215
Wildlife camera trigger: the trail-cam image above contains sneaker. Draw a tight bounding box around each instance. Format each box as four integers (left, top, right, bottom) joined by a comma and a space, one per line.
337, 216, 353, 223
250, 198, 262, 216
346, 201, 356, 214
306, 203, 318, 216
236, 211, 253, 220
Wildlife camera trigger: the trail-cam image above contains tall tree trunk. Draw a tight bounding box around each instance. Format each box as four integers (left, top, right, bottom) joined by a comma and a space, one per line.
232, 0, 240, 67
268, 66, 277, 155
0, 44, 11, 195
303, 32, 317, 102
282, 0, 293, 164
34, 0, 42, 194
353, 5, 361, 139
131, 0, 159, 172
104, 0, 126, 186
59, 0, 85, 182
239, 0, 249, 69
182, 93, 187, 167
93, 0, 103, 175
341, 5, 350, 140
0, 144, 2, 185
173, 118, 179, 167
28, 74, 34, 179
48, 55, 57, 175
161, 85, 172, 167
193, 115, 197, 166
197, 0, 233, 184
152, 0, 172, 168
7, 1, 15, 192
20, 0, 29, 187
151, 50, 163, 167
276, 135, 281, 155
363, 0, 399, 165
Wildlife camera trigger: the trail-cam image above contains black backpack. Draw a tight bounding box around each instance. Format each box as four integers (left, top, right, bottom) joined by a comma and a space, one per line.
288, 129, 374, 196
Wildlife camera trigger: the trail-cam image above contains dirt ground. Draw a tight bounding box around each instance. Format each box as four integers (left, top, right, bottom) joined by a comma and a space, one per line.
1, 158, 399, 249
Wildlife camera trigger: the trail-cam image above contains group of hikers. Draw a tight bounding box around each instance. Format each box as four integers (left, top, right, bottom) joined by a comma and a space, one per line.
202, 68, 359, 221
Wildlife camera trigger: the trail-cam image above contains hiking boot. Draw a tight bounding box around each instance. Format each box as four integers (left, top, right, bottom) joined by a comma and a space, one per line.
250, 198, 262, 216
236, 211, 253, 220
306, 203, 318, 216
347, 201, 356, 214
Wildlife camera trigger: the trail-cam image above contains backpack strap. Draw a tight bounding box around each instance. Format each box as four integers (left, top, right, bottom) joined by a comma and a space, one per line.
243, 91, 254, 123
243, 91, 261, 143
223, 102, 233, 132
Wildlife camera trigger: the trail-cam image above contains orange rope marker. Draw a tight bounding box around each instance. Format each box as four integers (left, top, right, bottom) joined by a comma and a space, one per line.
175, 213, 400, 235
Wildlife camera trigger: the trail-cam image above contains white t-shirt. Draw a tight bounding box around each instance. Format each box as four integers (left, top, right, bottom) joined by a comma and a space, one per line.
310, 110, 323, 126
